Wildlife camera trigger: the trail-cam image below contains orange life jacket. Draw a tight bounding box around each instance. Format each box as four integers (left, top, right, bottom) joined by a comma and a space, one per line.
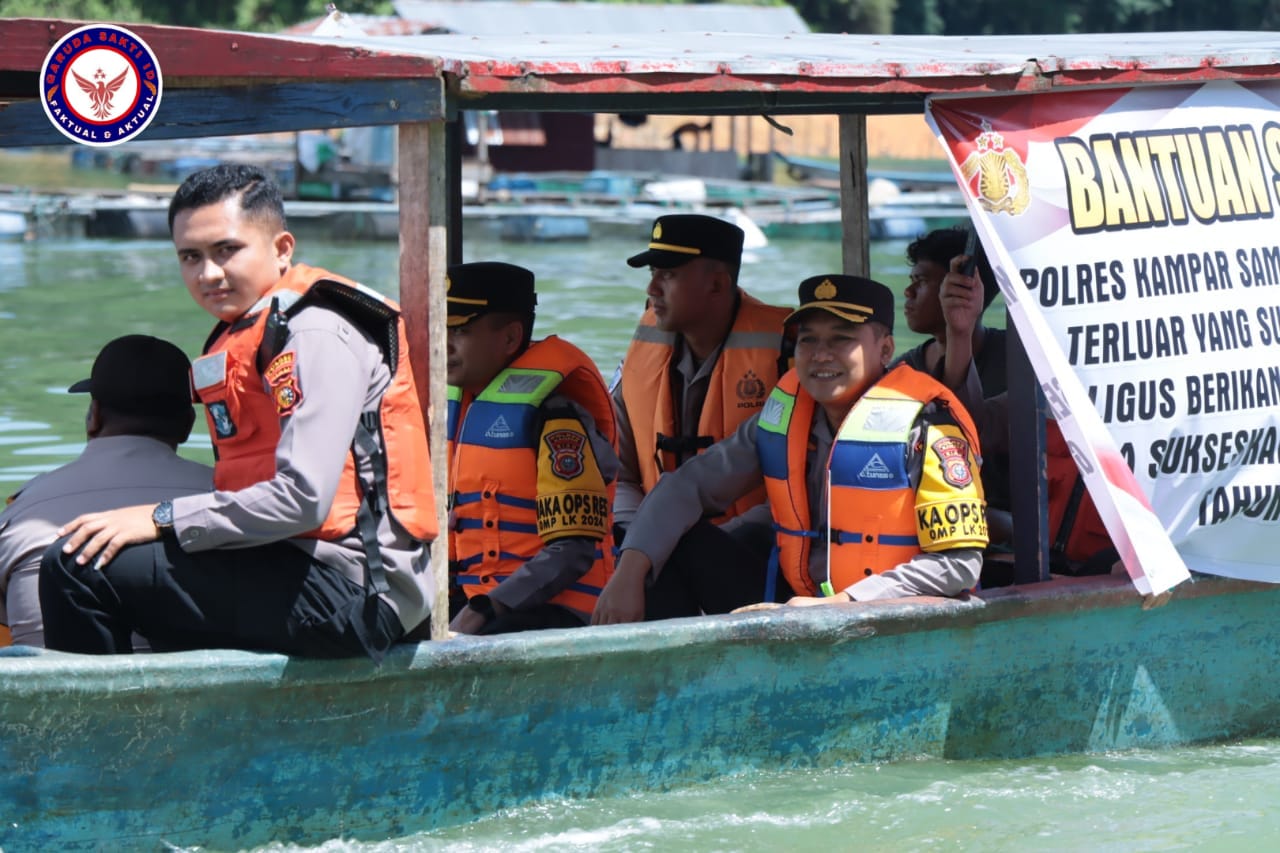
447, 336, 616, 614
757, 365, 984, 596
191, 264, 438, 592
1046, 420, 1113, 566
620, 291, 788, 520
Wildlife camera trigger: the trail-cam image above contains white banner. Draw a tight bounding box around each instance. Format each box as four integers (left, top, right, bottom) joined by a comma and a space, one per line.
927, 81, 1280, 594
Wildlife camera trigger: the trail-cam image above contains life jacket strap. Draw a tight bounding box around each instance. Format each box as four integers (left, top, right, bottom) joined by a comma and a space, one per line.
655, 432, 714, 468
352, 410, 391, 596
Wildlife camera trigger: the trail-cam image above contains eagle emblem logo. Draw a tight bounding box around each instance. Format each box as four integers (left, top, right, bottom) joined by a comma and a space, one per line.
72, 68, 129, 120
38, 24, 163, 147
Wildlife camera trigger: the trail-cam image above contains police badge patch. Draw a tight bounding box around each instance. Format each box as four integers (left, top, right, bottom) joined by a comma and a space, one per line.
264, 351, 303, 416
543, 429, 587, 480
932, 436, 973, 488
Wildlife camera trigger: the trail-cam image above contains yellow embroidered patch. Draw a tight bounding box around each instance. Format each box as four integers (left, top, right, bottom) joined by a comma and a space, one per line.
915, 422, 987, 551
535, 416, 609, 541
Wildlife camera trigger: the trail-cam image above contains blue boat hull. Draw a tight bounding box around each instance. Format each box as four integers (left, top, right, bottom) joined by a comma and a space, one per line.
1, 575, 1277, 850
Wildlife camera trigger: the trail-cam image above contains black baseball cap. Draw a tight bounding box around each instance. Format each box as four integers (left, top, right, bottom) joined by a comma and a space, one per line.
68, 335, 194, 417
446, 262, 538, 327
785, 275, 896, 333
626, 214, 745, 269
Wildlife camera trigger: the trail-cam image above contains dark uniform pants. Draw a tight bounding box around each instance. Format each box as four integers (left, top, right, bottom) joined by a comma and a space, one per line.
39, 536, 403, 661
643, 519, 791, 619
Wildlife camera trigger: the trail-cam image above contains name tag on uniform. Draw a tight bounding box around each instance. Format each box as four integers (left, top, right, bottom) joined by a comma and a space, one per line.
192, 352, 227, 391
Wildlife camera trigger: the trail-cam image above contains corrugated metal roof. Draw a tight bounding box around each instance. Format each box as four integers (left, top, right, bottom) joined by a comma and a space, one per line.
391, 0, 810, 35
4, 21, 1280, 132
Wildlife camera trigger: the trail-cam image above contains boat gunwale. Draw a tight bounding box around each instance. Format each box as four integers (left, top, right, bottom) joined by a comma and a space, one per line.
1, 573, 1270, 694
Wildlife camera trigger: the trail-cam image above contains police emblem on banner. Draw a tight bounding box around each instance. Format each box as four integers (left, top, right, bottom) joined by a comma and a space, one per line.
39, 24, 163, 147
959, 120, 1030, 216
544, 429, 586, 480
931, 436, 972, 487
264, 351, 303, 416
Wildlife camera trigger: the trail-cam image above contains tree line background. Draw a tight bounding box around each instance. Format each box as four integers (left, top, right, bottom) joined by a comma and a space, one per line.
1, 0, 1276, 37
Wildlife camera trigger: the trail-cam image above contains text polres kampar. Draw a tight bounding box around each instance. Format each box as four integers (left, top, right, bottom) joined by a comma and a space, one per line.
1019, 247, 1280, 308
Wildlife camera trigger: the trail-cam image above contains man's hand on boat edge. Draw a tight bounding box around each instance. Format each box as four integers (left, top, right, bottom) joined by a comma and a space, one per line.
58, 503, 161, 569
591, 550, 650, 624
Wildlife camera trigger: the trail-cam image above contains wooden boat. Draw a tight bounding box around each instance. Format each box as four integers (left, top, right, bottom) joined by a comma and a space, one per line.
1, 18, 1279, 850
3, 573, 1278, 850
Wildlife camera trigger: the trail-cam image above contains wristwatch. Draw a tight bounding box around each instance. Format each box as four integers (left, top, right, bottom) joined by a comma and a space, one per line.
152, 500, 174, 532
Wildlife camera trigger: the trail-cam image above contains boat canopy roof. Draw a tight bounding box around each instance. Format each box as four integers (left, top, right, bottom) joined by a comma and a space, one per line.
3, 19, 1280, 145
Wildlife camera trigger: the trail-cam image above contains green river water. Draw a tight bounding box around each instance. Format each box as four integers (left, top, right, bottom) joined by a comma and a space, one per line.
2, 234, 1276, 851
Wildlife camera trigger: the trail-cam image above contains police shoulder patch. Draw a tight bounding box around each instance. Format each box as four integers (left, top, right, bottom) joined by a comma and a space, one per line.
264, 350, 303, 416
544, 428, 586, 480
931, 436, 972, 488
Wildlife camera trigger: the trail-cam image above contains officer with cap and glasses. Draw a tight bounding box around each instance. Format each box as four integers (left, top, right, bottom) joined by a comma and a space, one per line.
445, 262, 620, 634
595, 213, 791, 623
594, 274, 988, 622
0, 335, 212, 647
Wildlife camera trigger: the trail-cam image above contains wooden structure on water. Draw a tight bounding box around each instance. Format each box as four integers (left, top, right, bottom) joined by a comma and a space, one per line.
2, 19, 1280, 849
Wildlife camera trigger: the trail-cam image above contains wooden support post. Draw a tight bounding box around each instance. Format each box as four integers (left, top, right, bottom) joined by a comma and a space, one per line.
1007, 318, 1051, 583
839, 114, 869, 277
398, 120, 451, 639
446, 117, 464, 264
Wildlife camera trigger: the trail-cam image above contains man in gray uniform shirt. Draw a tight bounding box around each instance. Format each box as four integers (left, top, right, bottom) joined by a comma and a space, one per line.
0, 335, 212, 647
595, 274, 988, 623
39, 165, 437, 659
606, 214, 790, 620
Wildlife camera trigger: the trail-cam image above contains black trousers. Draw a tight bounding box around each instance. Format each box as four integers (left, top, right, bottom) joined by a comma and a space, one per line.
39, 536, 403, 661
643, 519, 791, 620
448, 583, 586, 635
479, 604, 585, 635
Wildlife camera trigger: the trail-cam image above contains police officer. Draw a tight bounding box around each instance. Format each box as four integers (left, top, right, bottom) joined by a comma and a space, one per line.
39, 165, 437, 659
605, 213, 790, 620
0, 335, 212, 647
594, 274, 987, 623
446, 262, 619, 634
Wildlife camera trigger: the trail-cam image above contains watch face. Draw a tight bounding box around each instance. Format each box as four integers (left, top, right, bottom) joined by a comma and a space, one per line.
153, 501, 174, 527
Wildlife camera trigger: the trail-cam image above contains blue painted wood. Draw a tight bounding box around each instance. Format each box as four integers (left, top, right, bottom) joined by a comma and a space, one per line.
1, 575, 1277, 851
0, 79, 445, 147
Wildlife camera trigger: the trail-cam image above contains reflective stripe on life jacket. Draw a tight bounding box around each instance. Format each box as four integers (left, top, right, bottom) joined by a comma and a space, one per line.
447, 335, 616, 614
191, 264, 438, 593
620, 291, 788, 520
758, 365, 982, 596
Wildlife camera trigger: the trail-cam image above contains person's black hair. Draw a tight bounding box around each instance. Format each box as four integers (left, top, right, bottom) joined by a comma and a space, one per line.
906, 225, 998, 309
97, 404, 192, 447
485, 310, 536, 354
167, 164, 287, 233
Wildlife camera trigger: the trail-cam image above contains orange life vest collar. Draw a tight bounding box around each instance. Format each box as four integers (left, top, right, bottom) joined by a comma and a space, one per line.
620, 290, 788, 520
191, 264, 437, 593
